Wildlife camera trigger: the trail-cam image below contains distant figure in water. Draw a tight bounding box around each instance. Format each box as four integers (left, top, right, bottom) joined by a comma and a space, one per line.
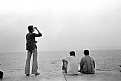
25, 25, 42, 76
119, 65, 121, 72
0, 71, 3, 79
79, 50, 95, 74
62, 51, 79, 75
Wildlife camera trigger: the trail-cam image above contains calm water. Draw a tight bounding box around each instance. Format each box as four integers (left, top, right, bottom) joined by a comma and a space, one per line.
0, 50, 121, 77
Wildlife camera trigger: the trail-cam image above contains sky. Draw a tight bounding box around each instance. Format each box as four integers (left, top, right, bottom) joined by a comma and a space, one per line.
0, 0, 121, 52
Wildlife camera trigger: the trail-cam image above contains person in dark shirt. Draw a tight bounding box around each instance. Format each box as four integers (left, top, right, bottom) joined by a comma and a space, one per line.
79, 50, 95, 74
25, 25, 42, 76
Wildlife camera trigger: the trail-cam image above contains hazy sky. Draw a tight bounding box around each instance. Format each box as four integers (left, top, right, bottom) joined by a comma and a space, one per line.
0, 0, 121, 52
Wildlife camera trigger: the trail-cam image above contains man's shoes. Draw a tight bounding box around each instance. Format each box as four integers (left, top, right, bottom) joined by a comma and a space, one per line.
26, 74, 30, 76
35, 73, 40, 76
62, 70, 67, 73
26, 73, 40, 76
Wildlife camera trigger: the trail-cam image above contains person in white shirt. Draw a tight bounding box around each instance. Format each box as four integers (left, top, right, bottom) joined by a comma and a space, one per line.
62, 51, 79, 75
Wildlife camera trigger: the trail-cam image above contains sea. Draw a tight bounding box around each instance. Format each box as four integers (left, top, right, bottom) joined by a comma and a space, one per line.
0, 50, 121, 78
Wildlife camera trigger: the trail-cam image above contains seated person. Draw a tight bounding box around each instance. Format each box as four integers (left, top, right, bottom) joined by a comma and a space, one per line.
79, 50, 95, 74
62, 51, 79, 75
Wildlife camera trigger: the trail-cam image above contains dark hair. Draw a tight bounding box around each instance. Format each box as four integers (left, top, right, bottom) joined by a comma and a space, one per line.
70, 51, 75, 56
84, 50, 89, 55
28, 25, 34, 33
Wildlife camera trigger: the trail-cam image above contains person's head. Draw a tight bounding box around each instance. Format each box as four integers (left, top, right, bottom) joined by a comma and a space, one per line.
84, 50, 89, 56
70, 51, 75, 56
28, 25, 34, 33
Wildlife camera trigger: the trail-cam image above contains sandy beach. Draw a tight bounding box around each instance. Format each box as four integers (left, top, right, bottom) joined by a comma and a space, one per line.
1, 71, 121, 81
0, 50, 121, 81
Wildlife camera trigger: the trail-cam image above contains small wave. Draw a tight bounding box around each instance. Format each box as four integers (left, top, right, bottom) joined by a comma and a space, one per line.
96, 69, 111, 71
12, 68, 23, 70
50, 60, 60, 64
9, 70, 14, 72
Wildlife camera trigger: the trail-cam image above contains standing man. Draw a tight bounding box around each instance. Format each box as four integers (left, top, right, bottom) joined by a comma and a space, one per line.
79, 50, 95, 74
25, 25, 42, 76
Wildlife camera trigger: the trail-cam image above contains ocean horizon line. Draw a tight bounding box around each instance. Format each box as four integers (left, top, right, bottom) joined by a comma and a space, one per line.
1, 49, 121, 53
